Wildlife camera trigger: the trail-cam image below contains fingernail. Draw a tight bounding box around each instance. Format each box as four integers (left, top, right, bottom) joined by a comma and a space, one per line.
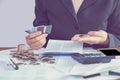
38, 31, 42, 34
72, 37, 79, 41
71, 38, 75, 41
44, 34, 48, 37
88, 31, 93, 35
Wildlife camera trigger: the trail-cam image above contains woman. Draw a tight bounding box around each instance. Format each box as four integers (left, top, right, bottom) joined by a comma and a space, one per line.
26, 0, 120, 50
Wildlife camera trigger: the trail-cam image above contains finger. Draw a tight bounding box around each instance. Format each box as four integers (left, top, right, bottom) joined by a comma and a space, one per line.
40, 38, 46, 46
27, 34, 48, 45
29, 41, 43, 50
71, 34, 83, 41
71, 36, 80, 41
26, 31, 42, 39
78, 37, 91, 42
30, 38, 46, 50
83, 41, 94, 45
88, 30, 106, 37
30, 45, 42, 50
88, 31, 98, 36
74, 34, 81, 37
29, 37, 46, 48
72, 34, 91, 41
78, 36, 101, 44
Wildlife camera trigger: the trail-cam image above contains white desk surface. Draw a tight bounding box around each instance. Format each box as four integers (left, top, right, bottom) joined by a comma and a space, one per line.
0, 48, 120, 80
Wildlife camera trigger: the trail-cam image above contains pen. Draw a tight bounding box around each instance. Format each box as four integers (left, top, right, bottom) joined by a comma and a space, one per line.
9, 58, 19, 70
82, 73, 101, 78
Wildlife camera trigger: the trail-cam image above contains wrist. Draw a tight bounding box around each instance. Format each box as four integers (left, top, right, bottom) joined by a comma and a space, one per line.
101, 36, 109, 46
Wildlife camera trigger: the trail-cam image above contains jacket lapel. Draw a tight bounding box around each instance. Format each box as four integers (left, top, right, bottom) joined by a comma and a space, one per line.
60, 0, 78, 22
60, 0, 97, 22
78, 0, 97, 13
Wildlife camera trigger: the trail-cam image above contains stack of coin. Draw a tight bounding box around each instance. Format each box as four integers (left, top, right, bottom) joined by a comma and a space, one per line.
10, 44, 56, 65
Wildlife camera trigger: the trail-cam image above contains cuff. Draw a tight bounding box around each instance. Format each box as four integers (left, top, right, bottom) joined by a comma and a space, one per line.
108, 33, 116, 48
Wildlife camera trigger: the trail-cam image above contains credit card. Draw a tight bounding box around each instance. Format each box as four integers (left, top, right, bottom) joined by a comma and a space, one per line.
25, 25, 52, 34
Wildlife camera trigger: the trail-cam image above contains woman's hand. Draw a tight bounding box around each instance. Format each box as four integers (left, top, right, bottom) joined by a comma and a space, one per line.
26, 31, 48, 50
71, 30, 109, 45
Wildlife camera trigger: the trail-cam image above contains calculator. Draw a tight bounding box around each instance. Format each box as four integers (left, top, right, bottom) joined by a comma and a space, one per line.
72, 53, 115, 64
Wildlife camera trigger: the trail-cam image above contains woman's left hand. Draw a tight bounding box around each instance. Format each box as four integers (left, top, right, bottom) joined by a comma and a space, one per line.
71, 30, 109, 45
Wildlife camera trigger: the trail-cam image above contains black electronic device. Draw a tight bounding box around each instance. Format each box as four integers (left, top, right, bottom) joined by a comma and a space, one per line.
72, 53, 115, 64
98, 48, 120, 56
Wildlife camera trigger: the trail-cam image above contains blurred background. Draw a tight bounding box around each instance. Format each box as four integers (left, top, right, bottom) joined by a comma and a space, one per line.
0, 0, 35, 47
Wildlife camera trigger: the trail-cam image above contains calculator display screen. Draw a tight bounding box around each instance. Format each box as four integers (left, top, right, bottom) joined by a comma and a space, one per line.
99, 49, 120, 56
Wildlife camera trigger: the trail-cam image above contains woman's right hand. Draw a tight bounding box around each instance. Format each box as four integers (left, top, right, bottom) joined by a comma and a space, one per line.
26, 31, 48, 50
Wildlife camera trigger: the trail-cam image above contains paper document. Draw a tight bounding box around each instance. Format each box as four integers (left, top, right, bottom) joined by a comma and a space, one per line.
67, 59, 120, 76
45, 39, 83, 53
52, 56, 120, 77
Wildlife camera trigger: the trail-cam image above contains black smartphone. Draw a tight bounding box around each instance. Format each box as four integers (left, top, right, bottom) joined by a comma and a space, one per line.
98, 48, 120, 56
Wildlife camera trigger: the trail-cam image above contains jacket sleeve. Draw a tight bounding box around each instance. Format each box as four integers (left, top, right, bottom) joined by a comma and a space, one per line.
33, 0, 50, 47
107, 0, 120, 48
33, 0, 50, 26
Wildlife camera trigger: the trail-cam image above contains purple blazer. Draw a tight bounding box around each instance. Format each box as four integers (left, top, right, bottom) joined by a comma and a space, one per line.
33, 0, 120, 48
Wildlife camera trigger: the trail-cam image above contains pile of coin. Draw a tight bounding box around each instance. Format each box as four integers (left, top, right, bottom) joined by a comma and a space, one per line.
10, 44, 56, 65
40, 55, 56, 64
